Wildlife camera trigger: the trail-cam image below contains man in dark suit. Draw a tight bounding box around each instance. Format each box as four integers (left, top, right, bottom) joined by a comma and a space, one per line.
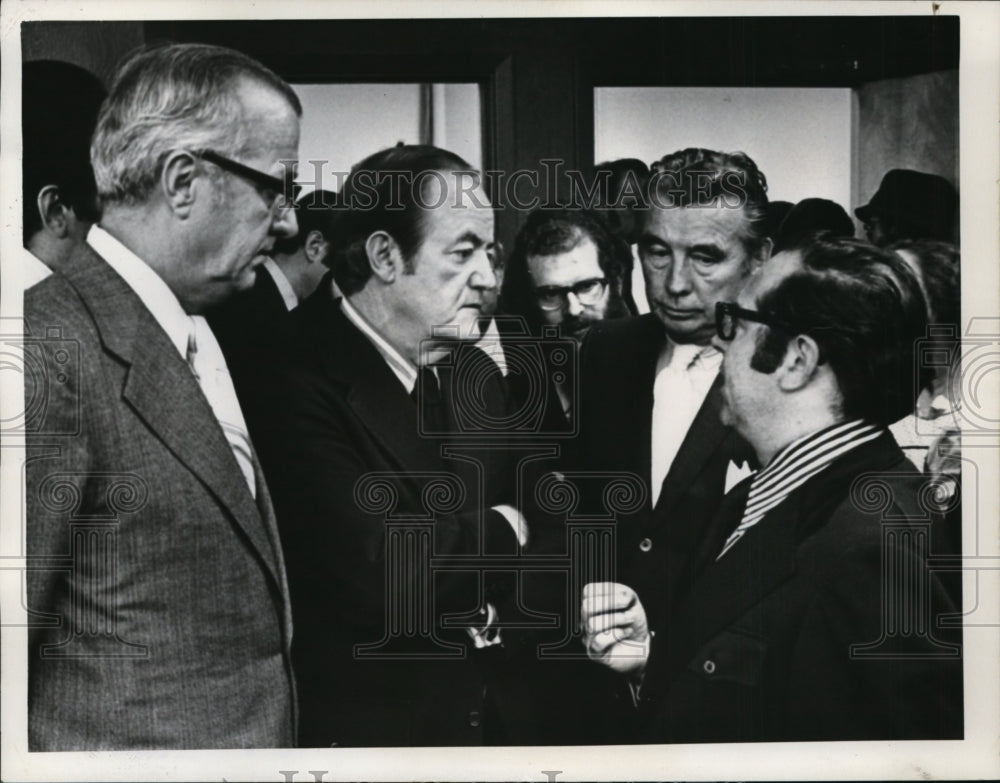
25, 43, 302, 749
582, 235, 963, 742
576, 149, 769, 637
246, 145, 528, 747
209, 189, 338, 399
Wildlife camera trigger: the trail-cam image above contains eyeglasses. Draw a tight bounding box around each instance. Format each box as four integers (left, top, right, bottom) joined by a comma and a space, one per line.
535, 277, 607, 311
192, 149, 301, 206
714, 301, 796, 341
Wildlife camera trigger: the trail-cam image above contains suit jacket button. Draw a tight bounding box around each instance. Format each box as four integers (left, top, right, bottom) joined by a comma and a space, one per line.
639, 537, 652, 552
468, 711, 481, 727
703, 659, 716, 675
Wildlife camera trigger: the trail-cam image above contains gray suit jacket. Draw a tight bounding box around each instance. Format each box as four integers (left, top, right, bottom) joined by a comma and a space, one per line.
24, 242, 296, 750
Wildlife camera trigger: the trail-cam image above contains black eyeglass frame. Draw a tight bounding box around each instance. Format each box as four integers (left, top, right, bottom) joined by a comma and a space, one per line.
534, 277, 608, 311
192, 148, 301, 204
714, 301, 798, 341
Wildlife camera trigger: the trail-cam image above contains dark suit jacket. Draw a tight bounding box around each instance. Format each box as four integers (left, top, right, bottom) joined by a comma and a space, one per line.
576, 313, 756, 623
207, 266, 292, 405
638, 431, 963, 743
24, 243, 296, 750
245, 290, 520, 747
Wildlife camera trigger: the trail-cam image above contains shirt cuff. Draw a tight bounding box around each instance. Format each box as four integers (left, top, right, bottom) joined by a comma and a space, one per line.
466, 603, 502, 648
492, 504, 528, 547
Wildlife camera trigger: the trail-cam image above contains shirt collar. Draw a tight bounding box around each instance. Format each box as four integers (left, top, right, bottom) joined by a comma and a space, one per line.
87, 224, 192, 359
262, 258, 298, 311
340, 296, 418, 393
759, 419, 882, 479
474, 317, 509, 378
656, 334, 722, 374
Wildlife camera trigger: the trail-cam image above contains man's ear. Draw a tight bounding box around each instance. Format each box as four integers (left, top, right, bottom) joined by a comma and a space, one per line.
303, 230, 329, 264
160, 151, 200, 217
364, 231, 403, 283
777, 333, 821, 392
752, 237, 774, 269
36, 185, 71, 238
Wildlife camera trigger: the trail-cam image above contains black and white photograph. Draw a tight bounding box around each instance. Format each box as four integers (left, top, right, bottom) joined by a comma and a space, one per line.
1, 1, 998, 780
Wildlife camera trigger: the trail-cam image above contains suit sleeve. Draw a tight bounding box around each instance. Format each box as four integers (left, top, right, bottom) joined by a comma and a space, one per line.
23, 288, 95, 664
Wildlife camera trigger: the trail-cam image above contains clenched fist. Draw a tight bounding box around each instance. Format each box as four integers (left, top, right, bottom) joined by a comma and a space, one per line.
580, 582, 650, 675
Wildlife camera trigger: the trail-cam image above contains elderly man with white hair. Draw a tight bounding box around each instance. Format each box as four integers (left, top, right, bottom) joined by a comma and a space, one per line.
25, 42, 301, 750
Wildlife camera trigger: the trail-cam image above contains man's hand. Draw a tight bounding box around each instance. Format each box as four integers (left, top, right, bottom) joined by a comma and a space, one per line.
580, 582, 650, 675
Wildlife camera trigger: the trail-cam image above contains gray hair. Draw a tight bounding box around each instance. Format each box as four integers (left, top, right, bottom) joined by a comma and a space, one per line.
91, 42, 301, 206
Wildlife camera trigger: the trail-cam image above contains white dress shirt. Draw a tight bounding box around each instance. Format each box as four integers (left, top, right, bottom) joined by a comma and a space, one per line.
262, 257, 298, 312
650, 339, 722, 508
20, 247, 53, 290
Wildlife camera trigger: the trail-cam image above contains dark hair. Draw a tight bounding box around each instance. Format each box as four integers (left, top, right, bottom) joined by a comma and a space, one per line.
330, 144, 476, 297
774, 197, 854, 252
886, 240, 960, 331
751, 233, 930, 426
499, 208, 632, 332
23, 60, 107, 243
273, 189, 339, 257
593, 158, 650, 244
645, 148, 770, 256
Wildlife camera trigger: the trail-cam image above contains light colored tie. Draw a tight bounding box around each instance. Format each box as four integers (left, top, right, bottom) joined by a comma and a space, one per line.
650, 343, 706, 508
186, 315, 257, 499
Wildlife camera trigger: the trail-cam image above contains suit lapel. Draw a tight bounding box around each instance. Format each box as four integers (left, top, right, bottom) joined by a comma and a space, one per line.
60, 243, 286, 592
584, 315, 664, 504
659, 492, 798, 680
653, 375, 731, 515
307, 295, 443, 474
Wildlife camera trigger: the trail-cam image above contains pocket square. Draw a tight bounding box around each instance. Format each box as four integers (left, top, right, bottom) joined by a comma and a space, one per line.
724, 459, 756, 494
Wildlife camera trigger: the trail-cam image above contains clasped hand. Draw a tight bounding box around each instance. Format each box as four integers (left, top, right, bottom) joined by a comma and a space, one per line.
580, 582, 650, 675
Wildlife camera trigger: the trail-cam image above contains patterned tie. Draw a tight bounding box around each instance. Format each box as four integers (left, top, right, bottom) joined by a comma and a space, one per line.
186, 316, 257, 499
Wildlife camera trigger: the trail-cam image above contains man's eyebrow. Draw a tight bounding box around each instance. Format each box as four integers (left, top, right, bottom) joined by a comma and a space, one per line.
689, 242, 725, 258
637, 232, 666, 246
450, 231, 487, 247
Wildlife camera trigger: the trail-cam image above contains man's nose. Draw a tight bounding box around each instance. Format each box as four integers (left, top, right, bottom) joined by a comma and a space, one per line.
470, 250, 498, 290
272, 202, 298, 238
666, 257, 692, 295
565, 291, 585, 317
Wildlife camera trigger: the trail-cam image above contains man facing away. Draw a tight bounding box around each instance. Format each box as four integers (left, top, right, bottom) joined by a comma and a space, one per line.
582, 234, 963, 742
25, 42, 301, 749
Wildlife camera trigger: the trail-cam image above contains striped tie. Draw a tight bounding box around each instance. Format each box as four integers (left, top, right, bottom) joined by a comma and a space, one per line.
186, 316, 257, 499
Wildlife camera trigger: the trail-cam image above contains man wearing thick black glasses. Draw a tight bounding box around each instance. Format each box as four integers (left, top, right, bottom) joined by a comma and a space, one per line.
25, 43, 301, 749
581, 235, 963, 742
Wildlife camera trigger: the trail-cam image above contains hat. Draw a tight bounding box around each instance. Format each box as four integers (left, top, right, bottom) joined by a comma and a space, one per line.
855, 169, 958, 241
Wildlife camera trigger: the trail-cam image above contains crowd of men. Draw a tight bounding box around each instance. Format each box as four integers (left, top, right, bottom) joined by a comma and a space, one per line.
22, 43, 963, 750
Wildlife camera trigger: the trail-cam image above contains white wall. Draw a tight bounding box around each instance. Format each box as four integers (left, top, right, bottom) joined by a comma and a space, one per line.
291, 83, 480, 193
594, 87, 853, 208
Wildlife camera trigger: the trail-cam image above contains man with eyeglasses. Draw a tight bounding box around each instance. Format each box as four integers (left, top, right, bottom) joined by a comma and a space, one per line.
24, 43, 301, 749
498, 208, 631, 423
581, 234, 963, 742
